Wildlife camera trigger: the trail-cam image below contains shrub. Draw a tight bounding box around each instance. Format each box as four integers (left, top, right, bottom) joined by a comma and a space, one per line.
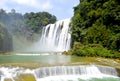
66, 42, 120, 59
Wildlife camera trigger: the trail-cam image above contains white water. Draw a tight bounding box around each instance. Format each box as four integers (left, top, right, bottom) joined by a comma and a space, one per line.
37, 75, 118, 81
32, 18, 71, 52
15, 52, 62, 56
0, 65, 119, 81
34, 65, 118, 79
0, 67, 34, 81
32, 65, 120, 81
16, 53, 51, 56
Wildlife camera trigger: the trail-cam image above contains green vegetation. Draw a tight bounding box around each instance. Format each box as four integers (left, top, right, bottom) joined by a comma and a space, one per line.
0, 9, 57, 53
0, 9, 57, 40
66, 42, 120, 59
24, 12, 56, 33
0, 23, 13, 53
69, 0, 120, 58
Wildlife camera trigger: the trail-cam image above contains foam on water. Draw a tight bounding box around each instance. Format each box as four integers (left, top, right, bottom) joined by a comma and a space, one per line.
37, 75, 119, 81
0, 67, 34, 81
16, 53, 50, 56
0, 65, 119, 81
35, 65, 119, 81
15, 52, 62, 56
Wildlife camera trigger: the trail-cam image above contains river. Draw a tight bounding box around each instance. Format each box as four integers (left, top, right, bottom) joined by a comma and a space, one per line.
0, 53, 120, 81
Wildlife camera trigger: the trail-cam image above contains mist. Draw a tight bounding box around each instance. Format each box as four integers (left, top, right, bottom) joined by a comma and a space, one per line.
0, 9, 57, 52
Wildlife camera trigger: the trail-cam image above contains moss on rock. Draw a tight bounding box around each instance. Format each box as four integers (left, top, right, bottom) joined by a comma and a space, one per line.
14, 74, 36, 81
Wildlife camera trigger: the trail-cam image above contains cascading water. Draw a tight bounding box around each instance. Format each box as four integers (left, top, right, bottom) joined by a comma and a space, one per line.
0, 67, 34, 81
97, 65, 118, 76
31, 65, 120, 81
0, 65, 119, 81
34, 65, 119, 80
32, 18, 71, 52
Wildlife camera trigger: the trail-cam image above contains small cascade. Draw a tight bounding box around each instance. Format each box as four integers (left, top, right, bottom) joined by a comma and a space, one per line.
97, 65, 118, 76
0, 65, 119, 81
34, 65, 99, 78
32, 18, 71, 52
34, 65, 118, 79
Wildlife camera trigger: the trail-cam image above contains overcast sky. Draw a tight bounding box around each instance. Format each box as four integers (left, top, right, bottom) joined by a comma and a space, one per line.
0, 0, 79, 20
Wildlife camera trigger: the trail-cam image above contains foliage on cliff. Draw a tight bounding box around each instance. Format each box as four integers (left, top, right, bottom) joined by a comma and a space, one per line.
0, 23, 13, 52
70, 0, 120, 58
24, 12, 56, 33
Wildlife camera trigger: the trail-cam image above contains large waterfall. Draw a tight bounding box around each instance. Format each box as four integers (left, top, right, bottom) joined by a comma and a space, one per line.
32, 18, 71, 52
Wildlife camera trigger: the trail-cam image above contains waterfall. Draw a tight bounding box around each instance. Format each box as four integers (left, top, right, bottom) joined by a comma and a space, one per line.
32, 18, 71, 52
0, 65, 119, 81
34, 65, 118, 79
97, 65, 118, 76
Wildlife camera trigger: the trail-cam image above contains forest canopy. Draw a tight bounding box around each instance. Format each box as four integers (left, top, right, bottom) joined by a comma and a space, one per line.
0, 9, 57, 37
70, 0, 120, 58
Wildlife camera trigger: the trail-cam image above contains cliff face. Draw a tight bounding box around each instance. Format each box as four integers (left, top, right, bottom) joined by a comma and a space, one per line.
0, 23, 13, 53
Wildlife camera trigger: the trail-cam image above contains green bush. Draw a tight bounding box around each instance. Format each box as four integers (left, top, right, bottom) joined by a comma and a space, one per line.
67, 42, 120, 59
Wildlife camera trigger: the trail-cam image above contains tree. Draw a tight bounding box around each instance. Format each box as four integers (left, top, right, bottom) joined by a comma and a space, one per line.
86, 24, 111, 47
24, 11, 57, 33
11, 9, 16, 13
71, 0, 120, 51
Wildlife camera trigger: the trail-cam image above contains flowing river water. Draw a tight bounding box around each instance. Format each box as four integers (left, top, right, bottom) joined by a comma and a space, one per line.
0, 53, 120, 81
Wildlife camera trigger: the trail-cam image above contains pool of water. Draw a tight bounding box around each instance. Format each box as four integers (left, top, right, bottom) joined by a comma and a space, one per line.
0, 53, 72, 65
0, 53, 119, 67
0, 53, 120, 81
37, 76, 120, 81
